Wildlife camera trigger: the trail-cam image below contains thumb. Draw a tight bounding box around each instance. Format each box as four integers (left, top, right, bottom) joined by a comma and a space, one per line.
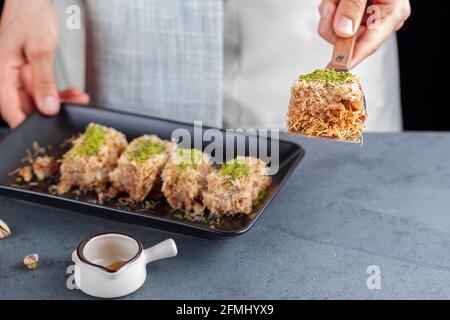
333, 0, 368, 37
28, 49, 60, 115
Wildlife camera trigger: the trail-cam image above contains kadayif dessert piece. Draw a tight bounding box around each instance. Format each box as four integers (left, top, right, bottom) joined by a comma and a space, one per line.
287, 69, 366, 142
56, 123, 127, 194
109, 135, 176, 202
203, 156, 271, 215
161, 148, 214, 217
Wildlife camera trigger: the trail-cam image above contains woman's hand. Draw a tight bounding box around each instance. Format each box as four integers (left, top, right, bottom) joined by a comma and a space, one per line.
0, 0, 89, 128
318, 0, 411, 69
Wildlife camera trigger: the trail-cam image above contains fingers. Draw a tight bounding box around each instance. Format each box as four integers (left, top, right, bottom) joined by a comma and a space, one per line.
0, 81, 26, 128
0, 60, 27, 128
20, 64, 34, 94
333, 0, 368, 37
320, 0, 411, 69
59, 87, 90, 105
350, 23, 394, 68
18, 89, 35, 116
394, 1, 411, 31
318, 0, 368, 43
395, 21, 405, 32
318, 1, 338, 44
26, 46, 60, 116
350, 0, 411, 68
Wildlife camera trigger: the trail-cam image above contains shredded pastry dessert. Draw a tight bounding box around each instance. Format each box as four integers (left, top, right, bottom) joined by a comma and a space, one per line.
287, 69, 366, 143
109, 135, 176, 201
161, 148, 213, 218
203, 156, 271, 215
55, 123, 127, 194
13, 122, 274, 219
32, 156, 58, 181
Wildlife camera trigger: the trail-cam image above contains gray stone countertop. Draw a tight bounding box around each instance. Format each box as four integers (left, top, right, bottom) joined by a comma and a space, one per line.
1, 128, 450, 299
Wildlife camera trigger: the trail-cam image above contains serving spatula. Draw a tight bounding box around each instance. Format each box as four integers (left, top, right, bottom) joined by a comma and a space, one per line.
331, 35, 357, 72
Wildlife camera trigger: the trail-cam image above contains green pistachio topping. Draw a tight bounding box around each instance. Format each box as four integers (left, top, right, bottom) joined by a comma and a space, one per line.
71, 124, 106, 156
183, 210, 193, 221
220, 159, 250, 180
299, 69, 354, 84
128, 139, 166, 163
253, 190, 268, 207
176, 148, 203, 170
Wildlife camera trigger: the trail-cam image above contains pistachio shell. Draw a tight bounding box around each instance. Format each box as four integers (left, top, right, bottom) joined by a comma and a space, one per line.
0, 219, 11, 239
71, 250, 77, 263
23, 253, 39, 269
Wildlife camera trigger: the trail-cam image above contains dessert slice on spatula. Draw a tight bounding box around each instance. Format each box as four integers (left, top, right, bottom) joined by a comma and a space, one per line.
287, 35, 367, 143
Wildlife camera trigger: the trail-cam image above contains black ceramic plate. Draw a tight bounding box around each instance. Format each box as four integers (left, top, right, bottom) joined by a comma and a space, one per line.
0, 104, 304, 239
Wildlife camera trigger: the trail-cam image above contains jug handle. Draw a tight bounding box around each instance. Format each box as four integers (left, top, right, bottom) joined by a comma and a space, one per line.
144, 239, 178, 264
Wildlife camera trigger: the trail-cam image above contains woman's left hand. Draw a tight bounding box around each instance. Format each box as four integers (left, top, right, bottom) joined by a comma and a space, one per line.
318, 0, 411, 69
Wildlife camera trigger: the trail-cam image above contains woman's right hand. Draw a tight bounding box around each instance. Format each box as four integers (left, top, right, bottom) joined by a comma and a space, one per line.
318, 0, 411, 69
0, 0, 89, 128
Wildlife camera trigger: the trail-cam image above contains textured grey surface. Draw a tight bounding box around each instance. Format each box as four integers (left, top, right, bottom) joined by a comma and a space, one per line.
1, 129, 450, 299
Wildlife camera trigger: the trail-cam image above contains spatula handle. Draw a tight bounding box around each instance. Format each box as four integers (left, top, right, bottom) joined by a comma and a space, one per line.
331, 36, 357, 71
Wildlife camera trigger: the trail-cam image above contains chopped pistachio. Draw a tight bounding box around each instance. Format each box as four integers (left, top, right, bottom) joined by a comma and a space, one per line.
128, 139, 166, 163
220, 159, 250, 180
23, 253, 39, 269
183, 211, 193, 221
253, 190, 269, 207
0, 219, 11, 239
299, 69, 354, 84
71, 251, 77, 263
71, 124, 106, 156
174, 213, 183, 219
176, 148, 204, 170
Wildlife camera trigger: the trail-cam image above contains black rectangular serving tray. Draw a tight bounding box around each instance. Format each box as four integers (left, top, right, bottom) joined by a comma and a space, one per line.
0, 104, 305, 239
